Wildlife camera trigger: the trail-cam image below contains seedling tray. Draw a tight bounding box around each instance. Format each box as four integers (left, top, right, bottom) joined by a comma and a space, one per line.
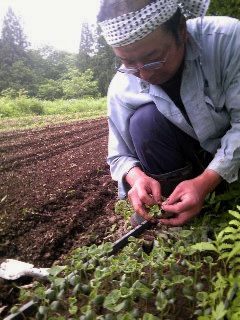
4, 220, 153, 319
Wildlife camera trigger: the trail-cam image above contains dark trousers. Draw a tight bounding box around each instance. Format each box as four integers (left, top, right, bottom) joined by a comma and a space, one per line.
129, 103, 212, 181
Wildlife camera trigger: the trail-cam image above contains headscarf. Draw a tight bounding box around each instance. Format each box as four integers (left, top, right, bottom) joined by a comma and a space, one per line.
99, 0, 210, 47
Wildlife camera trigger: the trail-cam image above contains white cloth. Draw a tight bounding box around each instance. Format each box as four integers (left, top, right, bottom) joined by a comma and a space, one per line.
99, 0, 210, 46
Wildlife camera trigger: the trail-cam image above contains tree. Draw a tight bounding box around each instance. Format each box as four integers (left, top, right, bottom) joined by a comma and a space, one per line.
37, 46, 77, 80
0, 7, 29, 62
77, 22, 116, 96
61, 69, 99, 99
37, 79, 63, 100
0, 7, 31, 93
91, 27, 115, 96
77, 22, 96, 72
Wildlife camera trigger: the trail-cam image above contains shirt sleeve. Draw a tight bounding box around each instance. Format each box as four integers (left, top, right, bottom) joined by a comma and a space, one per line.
207, 20, 240, 183
107, 117, 141, 198
107, 79, 141, 198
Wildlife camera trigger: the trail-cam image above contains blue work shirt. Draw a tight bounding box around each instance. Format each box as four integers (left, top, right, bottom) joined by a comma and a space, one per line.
107, 16, 240, 199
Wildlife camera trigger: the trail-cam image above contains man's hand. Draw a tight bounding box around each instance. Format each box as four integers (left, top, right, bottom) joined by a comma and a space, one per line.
160, 169, 222, 226
125, 167, 161, 220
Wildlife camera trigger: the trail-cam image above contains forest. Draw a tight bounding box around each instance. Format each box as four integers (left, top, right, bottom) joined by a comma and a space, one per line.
0, 0, 239, 102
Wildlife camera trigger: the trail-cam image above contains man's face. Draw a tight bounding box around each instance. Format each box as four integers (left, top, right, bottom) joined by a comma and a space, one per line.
113, 26, 186, 85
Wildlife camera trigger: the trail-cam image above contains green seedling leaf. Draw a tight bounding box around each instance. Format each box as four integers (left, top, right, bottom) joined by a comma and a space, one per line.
132, 280, 152, 297
107, 301, 126, 313
50, 301, 61, 312
178, 229, 193, 238
143, 313, 160, 320
48, 265, 66, 277
155, 291, 167, 311
38, 305, 48, 315
54, 278, 66, 287
117, 313, 135, 320
212, 301, 227, 320
104, 289, 121, 311
196, 291, 208, 302
120, 286, 132, 298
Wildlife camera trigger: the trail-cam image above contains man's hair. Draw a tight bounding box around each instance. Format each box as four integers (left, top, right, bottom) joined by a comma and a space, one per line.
97, 1, 185, 45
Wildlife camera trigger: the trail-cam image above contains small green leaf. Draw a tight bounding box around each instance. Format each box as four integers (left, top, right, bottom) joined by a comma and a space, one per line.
227, 242, 240, 263
212, 301, 227, 320
143, 313, 160, 320
229, 219, 240, 228
48, 266, 66, 277
104, 289, 121, 311
229, 210, 240, 221
191, 242, 217, 252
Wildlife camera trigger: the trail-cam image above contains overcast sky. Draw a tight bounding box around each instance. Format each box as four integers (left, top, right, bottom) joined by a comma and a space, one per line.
0, 0, 100, 53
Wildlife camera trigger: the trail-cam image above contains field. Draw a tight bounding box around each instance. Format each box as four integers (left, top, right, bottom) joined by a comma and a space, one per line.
0, 117, 130, 315
0, 117, 127, 266
1, 117, 240, 320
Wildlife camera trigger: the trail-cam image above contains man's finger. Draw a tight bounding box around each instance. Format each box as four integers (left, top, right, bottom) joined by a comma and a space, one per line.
160, 215, 187, 226
162, 197, 191, 213
137, 188, 156, 206
160, 210, 197, 226
130, 196, 152, 220
150, 180, 162, 204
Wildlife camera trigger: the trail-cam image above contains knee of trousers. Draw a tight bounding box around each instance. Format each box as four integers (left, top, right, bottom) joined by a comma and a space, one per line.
129, 102, 169, 141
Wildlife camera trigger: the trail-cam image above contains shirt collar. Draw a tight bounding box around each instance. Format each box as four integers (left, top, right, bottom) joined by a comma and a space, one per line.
185, 31, 201, 61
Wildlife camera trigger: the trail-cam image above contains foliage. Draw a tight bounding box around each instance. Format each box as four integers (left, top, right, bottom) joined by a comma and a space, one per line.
12, 182, 240, 319
37, 79, 63, 101
77, 24, 116, 97
0, 7, 31, 93
1, 3, 240, 99
208, 0, 240, 19
61, 69, 99, 99
0, 96, 107, 119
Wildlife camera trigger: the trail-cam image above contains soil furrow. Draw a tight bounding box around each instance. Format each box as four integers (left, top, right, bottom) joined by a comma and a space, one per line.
0, 118, 106, 141
0, 118, 125, 271
0, 119, 107, 152
0, 129, 108, 171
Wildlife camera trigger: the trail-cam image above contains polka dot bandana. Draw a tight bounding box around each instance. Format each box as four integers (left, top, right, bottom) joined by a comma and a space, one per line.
99, 0, 210, 47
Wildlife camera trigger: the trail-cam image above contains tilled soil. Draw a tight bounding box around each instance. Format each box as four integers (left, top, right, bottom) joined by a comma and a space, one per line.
0, 118, 130, 315
0, 117, 128, 267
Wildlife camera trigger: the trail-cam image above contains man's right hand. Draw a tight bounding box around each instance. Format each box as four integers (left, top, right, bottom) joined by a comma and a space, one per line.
125, 167, 162, 220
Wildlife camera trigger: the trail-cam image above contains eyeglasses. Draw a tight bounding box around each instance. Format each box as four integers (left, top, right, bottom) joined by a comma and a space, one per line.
115, 55, 168, 75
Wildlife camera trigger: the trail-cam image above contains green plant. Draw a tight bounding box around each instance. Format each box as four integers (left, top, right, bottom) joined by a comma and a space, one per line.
12, 185, 240, 319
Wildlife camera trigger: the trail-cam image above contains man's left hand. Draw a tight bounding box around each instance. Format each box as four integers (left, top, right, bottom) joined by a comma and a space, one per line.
160, 169, 222, 226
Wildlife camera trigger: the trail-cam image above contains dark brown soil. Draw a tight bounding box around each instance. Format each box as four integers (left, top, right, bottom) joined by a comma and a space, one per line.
0, 118, 129, 316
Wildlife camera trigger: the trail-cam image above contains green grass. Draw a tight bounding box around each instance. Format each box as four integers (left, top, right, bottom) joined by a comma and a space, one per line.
0, 96, 107, 131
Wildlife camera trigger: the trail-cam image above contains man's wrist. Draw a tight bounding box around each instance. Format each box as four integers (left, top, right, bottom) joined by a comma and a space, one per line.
194, 169, 222, 197
125, 166, 147, 187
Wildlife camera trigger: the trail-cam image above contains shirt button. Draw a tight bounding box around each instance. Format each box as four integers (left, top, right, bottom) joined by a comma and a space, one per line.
141, 82, 149, 90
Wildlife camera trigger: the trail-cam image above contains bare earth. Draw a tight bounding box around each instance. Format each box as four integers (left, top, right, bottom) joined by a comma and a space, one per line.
0, 117, 127, 269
